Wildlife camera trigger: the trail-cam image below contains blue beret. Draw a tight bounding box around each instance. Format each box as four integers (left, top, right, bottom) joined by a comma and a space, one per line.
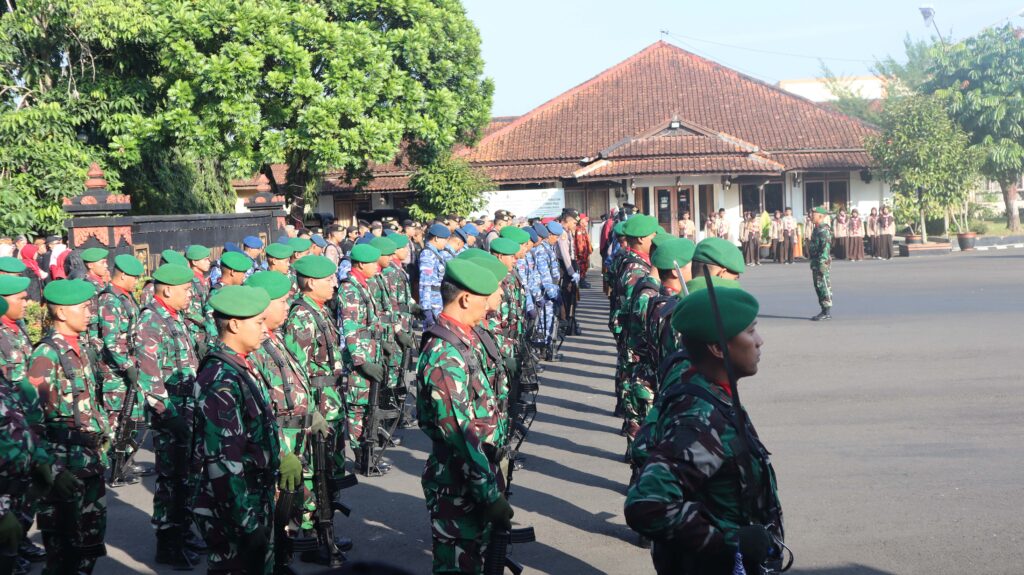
276, 236, 291, 245
357, 232, 376, 245
428, 223, 451, 239
532, 222, 550, 239
454, 227, 469, 242
524, 226, 539, 243
242, 235, 263, 249
547, 221, 564, 236
311, 234, 328, 248
224, 241, 242, 253
462, 223, 479, 237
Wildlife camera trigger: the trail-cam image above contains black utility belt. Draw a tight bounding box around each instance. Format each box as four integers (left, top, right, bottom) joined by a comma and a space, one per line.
243, 469, 276, 491
277, 414, 313, 429
308, 375, 338, 389
47, 427, 103, 449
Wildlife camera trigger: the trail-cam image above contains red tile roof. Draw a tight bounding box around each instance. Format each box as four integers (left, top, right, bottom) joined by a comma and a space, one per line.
763, 151, 873, 171
581, 155, 784, 179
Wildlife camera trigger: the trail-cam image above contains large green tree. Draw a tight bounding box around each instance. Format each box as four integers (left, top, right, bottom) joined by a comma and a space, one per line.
407, 153, 491, 221
926, 25, 1024, 232
867, 95, 979, 242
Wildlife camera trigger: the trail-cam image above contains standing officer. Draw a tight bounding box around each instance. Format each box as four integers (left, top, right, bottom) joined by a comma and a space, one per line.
95, 254, 146, 487
338, 245, 386, 475
28, 279, 110, 574
418, 224, 451, 328
242, 236, 267, 277
417, 259, 512, 574
625, 288, 784, 575
192, 285, 295, 575
204, 251, 253, 343
808, 206, 833, 321
81, 247, 109, 363
134, 264, 204, 569
184, 245, 213, 357
380, 232, 418, 426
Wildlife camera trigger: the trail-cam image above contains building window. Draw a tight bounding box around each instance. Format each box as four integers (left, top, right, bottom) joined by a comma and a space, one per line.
699, 184, 715, 230
804, 174, 850, 212
741, 182, 784, 214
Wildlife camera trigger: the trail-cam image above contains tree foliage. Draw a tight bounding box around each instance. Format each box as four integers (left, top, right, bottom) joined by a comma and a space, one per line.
867, 95, 979, 240
925, 25, 1024, 232
407, 153, 491, 221
0, 0, 492, 235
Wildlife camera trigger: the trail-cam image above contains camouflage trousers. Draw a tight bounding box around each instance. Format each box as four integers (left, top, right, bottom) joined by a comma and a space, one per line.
39, 472, 106, 575
624, 369, 655, 442
193, 482, 273, 574
151, 416, 196, 533
533, 300, 556, 344
100, 375, 144, 428
310, 383, 348, 486
811, 262, 832, 308
424, 489, 492, 575
345, 374, 372, 453
280, 426, 316, 531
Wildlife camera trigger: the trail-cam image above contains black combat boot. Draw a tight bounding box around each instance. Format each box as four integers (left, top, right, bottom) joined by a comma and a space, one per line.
155, 528, 197, 570
18, 539, 46, 562
810, 307, 832, 321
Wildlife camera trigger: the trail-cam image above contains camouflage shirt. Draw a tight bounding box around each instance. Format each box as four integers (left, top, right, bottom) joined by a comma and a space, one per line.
624, 369, 782, 550
95, 285, 139, 379
0, 385, 40, 518
133, 300, 199, 418
0, 320, 49, 451
185, 273, 210, 352
27, 332, 109, 477
610, 250, 652, 336
337, 273, 380, 370
809, 223, 832, 264
417, 315, 502, 506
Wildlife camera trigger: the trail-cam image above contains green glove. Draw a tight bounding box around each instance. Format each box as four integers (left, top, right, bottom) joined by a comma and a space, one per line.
279, 453, 302, 492
396, 331, 416, 348
52, 470, 82, 500
483, 495, 514, 530
124, 365, 139, 386
381, 341, 397, 357
195, 340, 209, 360
309, 411, 330, 438
0, 512, 24, 554
504, 356, 519, 377
410, 302, 423, 317
31, 463, 53, 492
358, 362, 384, 383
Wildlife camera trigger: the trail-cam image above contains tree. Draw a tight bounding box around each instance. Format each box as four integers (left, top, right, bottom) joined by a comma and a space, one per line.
407, 153, 491, 221
867, 95, 979, 242
121, 146, 237, 215
144, 0, 493, 225
925, 25, 1024, 232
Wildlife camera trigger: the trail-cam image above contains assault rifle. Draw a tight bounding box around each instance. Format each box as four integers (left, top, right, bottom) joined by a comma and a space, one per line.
483, 420, 536, 575
107, 376, 148, 486
310, 431, 349, 567
360, 367, 402, 477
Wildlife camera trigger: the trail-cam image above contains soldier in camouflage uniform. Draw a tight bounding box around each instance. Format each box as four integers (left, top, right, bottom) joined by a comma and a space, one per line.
81, 247, 109, 367
418, 224, 451, 328
94, 254, 146, 486
337, 244, 387, 475
140, 249, 190, 307
203, 251, 253, 344
625, 288, 784, 575
185, 245, 213, 358
133, 264, 204, 569
28, 279, 110, 574
378, 233, 419, 426
192, 285, 296, 575
417, 259, 513, 574
809, 206, 833, 321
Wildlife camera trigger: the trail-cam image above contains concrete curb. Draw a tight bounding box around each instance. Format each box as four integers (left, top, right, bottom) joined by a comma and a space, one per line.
974, 243, 1024, 251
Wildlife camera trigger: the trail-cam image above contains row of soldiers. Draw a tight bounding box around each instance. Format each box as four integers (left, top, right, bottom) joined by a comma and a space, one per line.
602, 213, 790, 574
0, 212, 567, 574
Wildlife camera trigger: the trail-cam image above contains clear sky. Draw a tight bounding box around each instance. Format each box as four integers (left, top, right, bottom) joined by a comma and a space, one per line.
463, 0, 1024, 116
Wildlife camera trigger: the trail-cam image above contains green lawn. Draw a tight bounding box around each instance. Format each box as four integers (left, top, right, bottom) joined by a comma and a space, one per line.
976, 216, 1018, 237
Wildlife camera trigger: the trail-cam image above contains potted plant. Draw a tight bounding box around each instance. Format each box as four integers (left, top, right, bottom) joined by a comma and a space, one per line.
951, 199, 977, 250
892, 193, 924, 244
758, 211, 772, 259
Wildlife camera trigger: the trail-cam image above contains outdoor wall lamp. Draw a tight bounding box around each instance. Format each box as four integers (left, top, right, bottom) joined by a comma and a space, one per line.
721, 175, 732, 190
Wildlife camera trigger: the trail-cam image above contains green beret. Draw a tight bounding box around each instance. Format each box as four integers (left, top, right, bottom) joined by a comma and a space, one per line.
0, 257, 26, 273
161, 249, 188, 267
813, 206, 830, 215
488, 237, 519, 256
209, 285, 270, 318
672, 286, 758, 343
151, 264, 194, 286
350, 244, 381, 264
113, 254, 144, 277
292, 255, 337, 279
621, 214, 659, 237
651, 238, 696, 271
460, 252, 508, 283
244, 271, 292, 300
693, 238, 744, 275
80, 247, 109, 263
499, 226, 530, 245
43, 279, 96, 306
613, 221, 626, 235
651, 230, 674, 248
386, 233, 410, 249
457, 248, 489, 260
220, 251, 254, 273
265, 243, 294, 260
369, 237, 397, 256
0, 275, 30, 296
288, 237, 313, 253
684, 275, 742, 294
443, 258, 498, 296
185, 245, 211, 261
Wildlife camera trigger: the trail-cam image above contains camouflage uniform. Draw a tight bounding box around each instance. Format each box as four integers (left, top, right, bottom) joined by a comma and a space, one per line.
417, 315, 504, 574
379, 260, 414, 387
28, 332, 110, 574
95, 285, 142, 427
609, 250, 652, 415
418, 245, 446, 324
621, 274, 662, 442
624, 369, 783, 573
284, 295, 346, 483
184, 273, 210, 357
252, 333, 315, 531
133, 301, 199, 535
84, 274, 107, 365
193, 345, 279, 574
337, 272, 382, 460
809, 221, 833, 309
644, 288, 683, 393
0, 383, 39, 528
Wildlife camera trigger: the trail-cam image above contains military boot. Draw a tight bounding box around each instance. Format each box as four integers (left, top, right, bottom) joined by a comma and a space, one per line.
810, 307, 832, 321
155, 528, 197, 570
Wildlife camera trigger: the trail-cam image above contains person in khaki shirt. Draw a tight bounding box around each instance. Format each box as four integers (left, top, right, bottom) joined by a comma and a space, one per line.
677, 212, 696, 241
833, 209, 848, 260
781, 208, 797, 264
770, 211, 783, 263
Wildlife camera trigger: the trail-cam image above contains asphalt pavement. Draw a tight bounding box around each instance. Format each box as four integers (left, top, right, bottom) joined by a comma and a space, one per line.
30, 249, 1024, 574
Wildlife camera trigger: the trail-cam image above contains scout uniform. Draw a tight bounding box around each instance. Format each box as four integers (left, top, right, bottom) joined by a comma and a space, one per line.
28, 280, 110, 574
625, 288, 783, 575
133, 264, 202, 567
417, 259, 509, 575
809, 207, 833, 320
192, 286, 283, 574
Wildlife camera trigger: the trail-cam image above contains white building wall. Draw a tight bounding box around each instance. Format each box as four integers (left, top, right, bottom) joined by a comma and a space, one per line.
316, 194, 334, 216
849, 172, 890, 216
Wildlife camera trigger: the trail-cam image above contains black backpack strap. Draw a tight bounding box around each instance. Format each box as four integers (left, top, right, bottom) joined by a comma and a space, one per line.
290, 297, 338, 362
657, 347, 691, 385
39, 338, 87, 429
201, 351, 271, 425
472, 326, 503, 365
260, 339, 296, 413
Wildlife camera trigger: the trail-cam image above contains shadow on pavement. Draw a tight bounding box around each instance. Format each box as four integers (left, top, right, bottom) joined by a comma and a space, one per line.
758, 313, 815, 321
516, 539, 609, 575
540, 394, 613, 419
537, 410, 615, 435
513, 484, 634, 544
524, 429, 623, 463
521, 451, 626, 496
